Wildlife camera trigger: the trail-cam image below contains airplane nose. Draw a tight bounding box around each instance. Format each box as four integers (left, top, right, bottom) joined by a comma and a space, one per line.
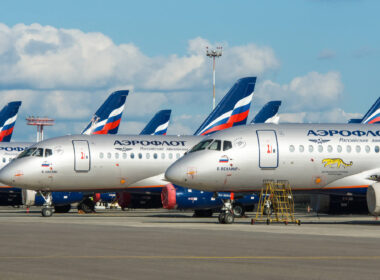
0, 166, 14, 186
165, 161, 188, 187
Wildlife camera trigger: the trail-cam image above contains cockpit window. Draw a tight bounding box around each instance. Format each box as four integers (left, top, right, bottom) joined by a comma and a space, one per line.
32, 148, 44, 157
223, 141, 233, 151
189, 139, 214, 153
17, 148, 37, 159
45, 149, 53, 157
208, 140, 221, 151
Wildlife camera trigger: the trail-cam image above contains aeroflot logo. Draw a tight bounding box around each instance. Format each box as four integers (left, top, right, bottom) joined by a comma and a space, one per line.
307, 130, 380, 137
114, 140, 187, 146
0, 146, 25, 152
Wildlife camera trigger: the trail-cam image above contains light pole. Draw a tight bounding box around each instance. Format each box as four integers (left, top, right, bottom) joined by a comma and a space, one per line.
206, 46, 222, 110
26, 116, 54, 142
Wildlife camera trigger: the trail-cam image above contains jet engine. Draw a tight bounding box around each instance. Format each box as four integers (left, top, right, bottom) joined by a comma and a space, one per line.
366, 183, 380, 215
117, 191, 132, 209
161, 183, 177, 209
22, 189, 36, 206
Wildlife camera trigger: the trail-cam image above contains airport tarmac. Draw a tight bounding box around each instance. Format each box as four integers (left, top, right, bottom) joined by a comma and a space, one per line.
0, 208, 379, 280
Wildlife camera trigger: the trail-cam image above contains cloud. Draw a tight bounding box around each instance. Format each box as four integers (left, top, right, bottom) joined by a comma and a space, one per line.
279, 108, 362, 123
317, 49, 336, 60
255, 71, 344, 112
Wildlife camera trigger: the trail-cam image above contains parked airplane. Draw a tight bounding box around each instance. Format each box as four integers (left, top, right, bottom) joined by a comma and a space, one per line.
0, 90, 128, 210
165, 123, 380, 223
140, 110, 171, 135
0, 101, 22, 142
0, 77, 257, 216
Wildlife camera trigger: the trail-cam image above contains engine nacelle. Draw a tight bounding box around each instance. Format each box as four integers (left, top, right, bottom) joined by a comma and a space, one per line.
161, 183, 177, 209
367, 183, 380, 215
22, 189, 36, 206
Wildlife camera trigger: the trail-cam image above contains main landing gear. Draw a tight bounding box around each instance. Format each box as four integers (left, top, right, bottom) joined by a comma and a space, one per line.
77, 197, 96, 213
218, 199, 235, 224
39, 191, 53, 217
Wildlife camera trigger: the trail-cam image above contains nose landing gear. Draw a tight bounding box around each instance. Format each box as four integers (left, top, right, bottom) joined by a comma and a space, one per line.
218, 199, 235, 224
39, 191, 53, 217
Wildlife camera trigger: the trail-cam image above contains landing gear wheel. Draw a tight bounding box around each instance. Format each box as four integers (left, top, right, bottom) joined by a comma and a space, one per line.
54, 204, 71, 213
297, 220, 301, 226
78, 198, 95, 213
224, 213, 235, 224
218, 213, 226, 224
42, 207, 53, 217
232, 204, 245, 218
266, 218, 270, 225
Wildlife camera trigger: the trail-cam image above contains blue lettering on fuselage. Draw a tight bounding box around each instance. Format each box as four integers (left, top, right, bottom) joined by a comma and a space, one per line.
0, 147, 26, 152
307, 130, 380, 137
114, 140, 187, 147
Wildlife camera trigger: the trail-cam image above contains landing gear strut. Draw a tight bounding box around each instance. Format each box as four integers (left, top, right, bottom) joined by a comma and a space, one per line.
39, 191, 53, 217
218, 199, 235, 224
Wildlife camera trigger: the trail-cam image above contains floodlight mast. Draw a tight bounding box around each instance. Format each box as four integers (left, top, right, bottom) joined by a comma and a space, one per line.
26, 117, 54, 142
206, 46, 222, 110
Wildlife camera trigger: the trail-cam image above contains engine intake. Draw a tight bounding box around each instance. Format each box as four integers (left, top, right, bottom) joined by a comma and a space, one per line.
367, 183, 380, 215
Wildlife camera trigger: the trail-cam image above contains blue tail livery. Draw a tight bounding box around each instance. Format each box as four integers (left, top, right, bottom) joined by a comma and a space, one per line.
359, 97, 380, 124
251, 101, 281, 124
82, 90, 129, 135
140, 110, 171, 135
0, 101, 22, 142
194, 77, 256, 136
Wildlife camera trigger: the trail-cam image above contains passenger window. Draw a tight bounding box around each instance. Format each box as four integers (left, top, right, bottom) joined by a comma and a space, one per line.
375, 146, 379, 153
122, 153, 127, 159
130, 153, 135, 159
153, 153, 158, 159
365, 145, 370, 153
169, 153, 173, 159
45, 149, 53, 157
308, 145, 313, 153
337, 145, 342, 153
107, 152, 111, 159
209, 140, 221, 151
318, 145, 323, 153
2, 158, 5, 163
289, 145, 295, 152
99, 152, 104, 159
138, 153, 142, 159
327, 145, 333, 153
33, 148, 44, 157
223, 141, 232, 151
299, 145, 304, 152
355, 145, 361, 153
346, 145, 352, 153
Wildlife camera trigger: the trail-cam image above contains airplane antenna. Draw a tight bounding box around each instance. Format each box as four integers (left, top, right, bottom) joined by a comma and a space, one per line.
206, 46, 223, 110
26, 116, 54, 142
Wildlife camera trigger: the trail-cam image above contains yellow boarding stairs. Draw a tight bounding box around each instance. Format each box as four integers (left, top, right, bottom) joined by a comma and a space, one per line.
252, 180, 301, 225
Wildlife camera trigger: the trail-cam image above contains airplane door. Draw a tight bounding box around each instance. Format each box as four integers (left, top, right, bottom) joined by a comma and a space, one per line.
256, 130, 279, 168
73, 140, 90, 172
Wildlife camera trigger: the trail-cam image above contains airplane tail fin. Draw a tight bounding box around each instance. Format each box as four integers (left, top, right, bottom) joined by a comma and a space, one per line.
140, 110, 171, 135
360, 97, 380, 124
82, 90, 129, 135
0, 101, 22, 142
194, 77, 256, 136
251, 101, 281, 124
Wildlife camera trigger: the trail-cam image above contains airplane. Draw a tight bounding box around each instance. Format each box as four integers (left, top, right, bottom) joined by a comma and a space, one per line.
160, 100, 282, 217
0, 101, 22, 142
140, 110, 171, 135
165, 123, 380, 223
0, 90, 129, 211
0, 77, 257, 216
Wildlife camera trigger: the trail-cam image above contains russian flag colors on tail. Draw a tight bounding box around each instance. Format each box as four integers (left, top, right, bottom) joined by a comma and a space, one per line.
140, 110, 171, 135
82, 90, 129, 135
0, 101, 22, 142
251, 101, 282, 124
360, 97, 380, 124
194, 77, 256, 136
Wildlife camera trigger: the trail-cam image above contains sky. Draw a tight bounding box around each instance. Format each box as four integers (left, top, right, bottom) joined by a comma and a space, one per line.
0, 0, 379, 141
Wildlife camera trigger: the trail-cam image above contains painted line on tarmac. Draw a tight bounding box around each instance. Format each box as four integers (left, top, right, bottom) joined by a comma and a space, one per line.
1, 255, 380, 260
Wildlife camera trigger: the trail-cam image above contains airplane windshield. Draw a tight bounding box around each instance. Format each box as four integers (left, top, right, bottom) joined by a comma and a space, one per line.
17, 147, 53, 159
208, 140, 221, 151
189, 139, 214, 153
